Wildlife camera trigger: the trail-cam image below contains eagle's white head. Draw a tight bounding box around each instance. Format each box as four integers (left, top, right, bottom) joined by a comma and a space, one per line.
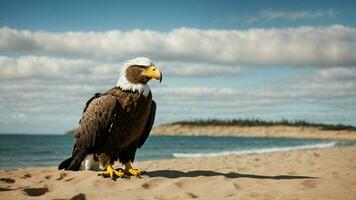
116, 57, 162, 97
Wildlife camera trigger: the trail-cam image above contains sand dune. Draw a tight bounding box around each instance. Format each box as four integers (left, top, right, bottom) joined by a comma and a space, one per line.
1, 147, 356, 199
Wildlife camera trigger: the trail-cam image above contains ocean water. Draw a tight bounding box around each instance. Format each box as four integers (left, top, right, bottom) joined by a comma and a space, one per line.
0, 134, 355, 169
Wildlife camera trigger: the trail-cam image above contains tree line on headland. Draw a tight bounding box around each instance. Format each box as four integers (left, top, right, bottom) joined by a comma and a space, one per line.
169, 119, 356, 131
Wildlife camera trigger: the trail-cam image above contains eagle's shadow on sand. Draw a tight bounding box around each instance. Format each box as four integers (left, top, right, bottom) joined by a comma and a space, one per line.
146, 170, 316, 180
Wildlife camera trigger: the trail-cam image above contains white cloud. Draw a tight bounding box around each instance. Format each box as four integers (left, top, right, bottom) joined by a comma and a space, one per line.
1, 25, 356, 66
248, 9, 337, 23
0, 55, 118, 79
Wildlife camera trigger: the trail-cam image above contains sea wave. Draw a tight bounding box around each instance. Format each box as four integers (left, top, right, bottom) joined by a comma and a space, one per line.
172, 141, 338, 158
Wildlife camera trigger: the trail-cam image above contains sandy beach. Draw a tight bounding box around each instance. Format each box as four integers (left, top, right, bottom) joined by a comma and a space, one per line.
1, 147, 355, 200
152, 125, 356, 140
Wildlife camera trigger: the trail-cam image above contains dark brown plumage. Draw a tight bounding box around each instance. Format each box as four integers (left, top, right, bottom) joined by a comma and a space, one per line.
58, 58, 161, 175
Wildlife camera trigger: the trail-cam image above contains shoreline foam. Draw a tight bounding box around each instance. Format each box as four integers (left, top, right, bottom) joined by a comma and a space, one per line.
172, 141, 338, 158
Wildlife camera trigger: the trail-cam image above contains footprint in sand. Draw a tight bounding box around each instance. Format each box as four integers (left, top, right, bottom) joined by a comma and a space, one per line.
70, 193, 86, 200
45, 175, 52, 180
21, 174, 32, 179
0, 187, 14, 191
141, 182, 150, 189
65, 177, 75, 182
141, 178, 163, 189
52, 193, 86, 200
22, 187, 49, 196
56, 172, 68, 180
186, 192, 198, 199
0, 178, 15, 184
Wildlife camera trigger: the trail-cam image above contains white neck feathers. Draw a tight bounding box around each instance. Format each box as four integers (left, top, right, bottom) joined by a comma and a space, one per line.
116, 65, 151, 97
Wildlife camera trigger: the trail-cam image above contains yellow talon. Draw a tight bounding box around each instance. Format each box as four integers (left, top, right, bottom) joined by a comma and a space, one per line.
98, 165, 124, 179
128, 168, 144, 176
124, 162, 146, 176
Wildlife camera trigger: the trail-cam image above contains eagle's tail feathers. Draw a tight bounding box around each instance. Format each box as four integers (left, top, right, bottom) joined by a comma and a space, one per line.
58, 149, 87, 171
58, 156, 73, 170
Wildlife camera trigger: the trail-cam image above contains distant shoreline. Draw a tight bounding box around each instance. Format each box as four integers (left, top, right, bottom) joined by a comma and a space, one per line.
65, 119, 356, 140
152, 124, 356, 140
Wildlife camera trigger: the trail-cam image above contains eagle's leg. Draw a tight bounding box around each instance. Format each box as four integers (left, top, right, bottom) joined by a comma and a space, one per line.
98, 165, 124, 179
124, 162, 146, 176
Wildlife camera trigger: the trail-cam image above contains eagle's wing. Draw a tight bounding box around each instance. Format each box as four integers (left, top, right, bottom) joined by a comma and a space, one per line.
59, 93, 117, 170
75, 93, 117, 149
137, 100, 156, 148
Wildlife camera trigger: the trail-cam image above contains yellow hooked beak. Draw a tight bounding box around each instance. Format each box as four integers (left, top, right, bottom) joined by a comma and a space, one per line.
143, 66, 162, 83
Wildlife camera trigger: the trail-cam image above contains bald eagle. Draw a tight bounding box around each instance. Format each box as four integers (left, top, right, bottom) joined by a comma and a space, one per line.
59, 57, 162, 179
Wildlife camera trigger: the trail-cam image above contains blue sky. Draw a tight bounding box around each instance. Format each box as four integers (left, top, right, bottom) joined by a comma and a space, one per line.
0, 0, 356, 134
1, 0, 356, 31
